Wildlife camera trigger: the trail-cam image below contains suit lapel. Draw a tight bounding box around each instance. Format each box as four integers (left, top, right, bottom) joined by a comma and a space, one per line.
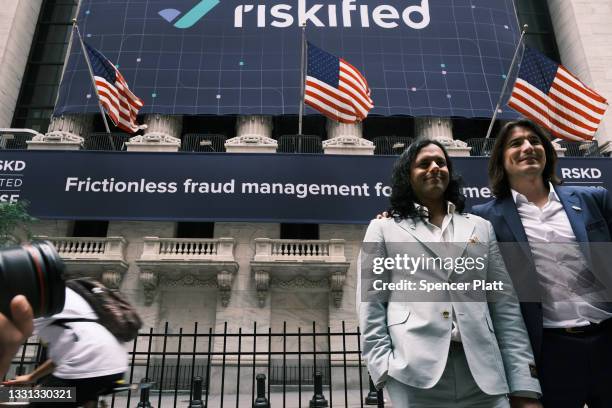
395, 218, 448, 261
498, 198, 529, 243
555, 186, 588, 243
452, 213, 475, 256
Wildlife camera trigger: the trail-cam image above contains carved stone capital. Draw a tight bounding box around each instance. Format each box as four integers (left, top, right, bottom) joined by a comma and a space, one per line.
254, 270, 270, 307
139, 269, 158, 305
226, 115, 276, 153
46, 114, 93, 138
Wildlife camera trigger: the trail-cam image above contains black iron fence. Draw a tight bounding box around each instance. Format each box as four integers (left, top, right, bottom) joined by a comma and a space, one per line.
5, 321, 385, 408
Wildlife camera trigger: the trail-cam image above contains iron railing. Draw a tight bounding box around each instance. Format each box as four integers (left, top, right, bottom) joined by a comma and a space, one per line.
466, 138, 496, 157
5, 321, 384, 408
84, 133, 127, 151
0, 129, 38, 149
181, 134, 227, 153
277, 135, 323, 154
558, 140, 602, 157
372, 136, 413, 155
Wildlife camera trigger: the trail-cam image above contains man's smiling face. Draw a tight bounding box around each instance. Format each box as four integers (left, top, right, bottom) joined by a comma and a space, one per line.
410, 143, 450, 205
503, 126, 547, 180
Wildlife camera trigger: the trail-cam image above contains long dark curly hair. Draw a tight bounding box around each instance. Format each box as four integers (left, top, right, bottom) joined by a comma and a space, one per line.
389, 139, 465, 218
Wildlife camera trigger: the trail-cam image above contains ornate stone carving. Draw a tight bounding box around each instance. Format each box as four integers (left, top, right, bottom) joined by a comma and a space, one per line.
254, 270, 270, 307
32, 131, 84, 144
329, 272, 346, 308
28, 114, 93, 150
125, 115, 180, 151
271, 275, 329, 289
139, 269, 158, 305
225, 135, 278, 146
46, 114, 93, 139
217, 270, 234, 307
159, 272, 218, 287
322, 136, 373, 147
551, 140, 567, 157
322, 135, 374, 155
102, 270, 123, 289
225, 116, 277, 153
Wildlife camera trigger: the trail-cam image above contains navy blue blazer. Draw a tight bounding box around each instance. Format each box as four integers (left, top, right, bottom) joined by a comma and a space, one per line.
471, 185, 612, 365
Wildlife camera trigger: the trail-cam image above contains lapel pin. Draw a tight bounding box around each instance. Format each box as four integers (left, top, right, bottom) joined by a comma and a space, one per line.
572, 206, 582, 211
468, 235, 480, 244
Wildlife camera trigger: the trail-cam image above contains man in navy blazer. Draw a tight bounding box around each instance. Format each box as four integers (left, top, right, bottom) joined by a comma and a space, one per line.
472, 120, 612, 408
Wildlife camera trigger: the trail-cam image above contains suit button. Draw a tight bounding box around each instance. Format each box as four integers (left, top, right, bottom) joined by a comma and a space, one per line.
442, 310, 450, 319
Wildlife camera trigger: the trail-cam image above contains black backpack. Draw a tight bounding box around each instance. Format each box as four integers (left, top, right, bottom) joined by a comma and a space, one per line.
52, 278, 142, 342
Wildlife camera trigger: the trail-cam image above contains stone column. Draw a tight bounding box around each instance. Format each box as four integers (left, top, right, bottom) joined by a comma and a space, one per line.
414, 117, 471, 157
224, 115, 277, 153
0, 0, 43, 128
546, 0, 612, 150
27, 114, 92, 150
323, 120, 374, 155
125, 114, 182, 152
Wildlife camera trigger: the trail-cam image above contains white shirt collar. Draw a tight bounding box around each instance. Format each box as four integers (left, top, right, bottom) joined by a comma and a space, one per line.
511, 182, 559, 206
414, 201, 456, 216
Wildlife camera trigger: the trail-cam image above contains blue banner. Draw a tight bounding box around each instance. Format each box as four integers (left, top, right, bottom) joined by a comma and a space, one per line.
55, 0, 522, 118
0, 151, 609, 223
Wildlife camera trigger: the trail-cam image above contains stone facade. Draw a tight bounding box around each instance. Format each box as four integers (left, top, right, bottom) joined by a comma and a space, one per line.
546, 0, 612, 148
0, 0, 42, 127
30, 219, 365, 337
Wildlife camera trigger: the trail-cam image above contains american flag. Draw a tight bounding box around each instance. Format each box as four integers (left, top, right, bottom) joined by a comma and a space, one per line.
84, 42, 145, 133
304, 43, 373, 123
508, 47, 608, 141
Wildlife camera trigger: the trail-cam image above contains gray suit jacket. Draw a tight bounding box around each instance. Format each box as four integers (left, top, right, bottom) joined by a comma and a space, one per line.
357, 212, 541, 396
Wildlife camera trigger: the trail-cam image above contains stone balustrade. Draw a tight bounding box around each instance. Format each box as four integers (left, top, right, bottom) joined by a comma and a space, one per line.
254, 238, 346, 262
35, 236, 128, 288
140, 237, 235, 261
136, 237, 238, 305
251, 238, 349, 307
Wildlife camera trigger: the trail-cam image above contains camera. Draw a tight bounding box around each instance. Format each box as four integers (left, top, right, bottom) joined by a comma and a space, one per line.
0, 241, 66, 319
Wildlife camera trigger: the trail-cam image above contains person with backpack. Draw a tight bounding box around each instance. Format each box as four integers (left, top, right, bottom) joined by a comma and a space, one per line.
5, 279, 136, 407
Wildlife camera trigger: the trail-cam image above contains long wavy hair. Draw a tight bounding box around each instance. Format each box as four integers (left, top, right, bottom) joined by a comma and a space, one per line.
389, 139, 465, 218
488, 120, 561, 198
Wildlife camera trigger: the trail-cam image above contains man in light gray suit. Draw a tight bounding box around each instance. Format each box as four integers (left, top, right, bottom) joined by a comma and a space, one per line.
358, 139, 542, 407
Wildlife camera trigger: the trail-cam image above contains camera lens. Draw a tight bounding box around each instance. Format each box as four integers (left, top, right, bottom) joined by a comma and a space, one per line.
0, 241, 66, 319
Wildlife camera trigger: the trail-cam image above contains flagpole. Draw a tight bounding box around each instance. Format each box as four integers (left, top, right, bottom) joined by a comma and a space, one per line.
298, 22, 306, 135
485, 24, 529, 139
73, 19, 112, 135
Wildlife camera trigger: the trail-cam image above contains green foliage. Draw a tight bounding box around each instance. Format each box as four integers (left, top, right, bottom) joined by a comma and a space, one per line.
0, 202, 36, 247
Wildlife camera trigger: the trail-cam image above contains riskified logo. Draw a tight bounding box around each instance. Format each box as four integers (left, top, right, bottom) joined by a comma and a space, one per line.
160, 0, 431, 30
158, 0, 221, 29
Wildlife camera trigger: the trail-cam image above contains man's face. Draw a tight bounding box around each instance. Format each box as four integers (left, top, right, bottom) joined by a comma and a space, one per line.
410, 144, 450, 204
503, 126, 546, 180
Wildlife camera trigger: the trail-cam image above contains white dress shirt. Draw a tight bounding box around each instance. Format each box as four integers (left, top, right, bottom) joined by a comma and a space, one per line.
512, 183, 612, 328
414, 201, 462, 341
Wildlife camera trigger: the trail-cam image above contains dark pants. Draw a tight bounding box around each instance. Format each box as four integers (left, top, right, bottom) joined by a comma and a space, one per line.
30, 372, 124, 407
540, 324, 612, 408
